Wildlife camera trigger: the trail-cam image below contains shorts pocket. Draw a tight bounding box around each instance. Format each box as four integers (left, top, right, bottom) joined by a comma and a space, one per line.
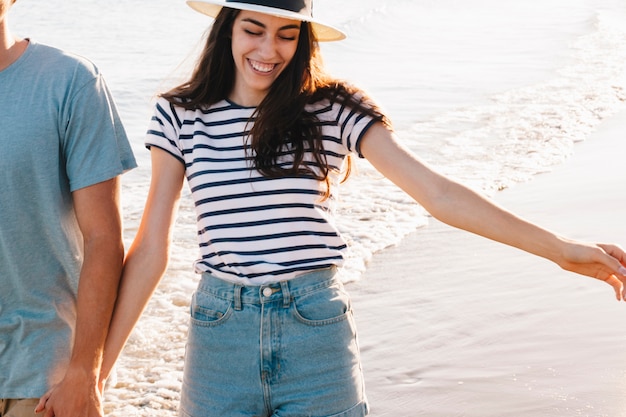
189, 289, 232, 327
293, 281, 352, 326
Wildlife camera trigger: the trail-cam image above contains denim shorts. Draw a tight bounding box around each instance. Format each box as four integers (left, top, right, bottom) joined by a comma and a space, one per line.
180, 267, 369, 417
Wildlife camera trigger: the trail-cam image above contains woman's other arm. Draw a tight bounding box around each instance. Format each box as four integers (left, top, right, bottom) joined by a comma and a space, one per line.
360, 122, 626, 299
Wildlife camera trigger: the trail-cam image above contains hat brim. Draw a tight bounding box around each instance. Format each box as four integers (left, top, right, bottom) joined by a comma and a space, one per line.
186, 0, 346, 41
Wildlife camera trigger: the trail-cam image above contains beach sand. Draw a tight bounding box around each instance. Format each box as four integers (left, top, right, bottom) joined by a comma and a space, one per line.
350, 110, 626, 416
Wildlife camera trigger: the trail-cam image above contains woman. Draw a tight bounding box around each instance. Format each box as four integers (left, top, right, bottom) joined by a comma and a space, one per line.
75, 1, 626, 416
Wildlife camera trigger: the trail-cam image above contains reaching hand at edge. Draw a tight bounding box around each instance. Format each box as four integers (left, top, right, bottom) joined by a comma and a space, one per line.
558, 241, 626, 301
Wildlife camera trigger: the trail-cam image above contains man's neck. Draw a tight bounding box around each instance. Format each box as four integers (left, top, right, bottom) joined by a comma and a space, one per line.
0, 20, 27, 71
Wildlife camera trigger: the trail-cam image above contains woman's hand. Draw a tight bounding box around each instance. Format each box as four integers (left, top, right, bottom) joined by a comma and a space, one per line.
558, 241, 626, 300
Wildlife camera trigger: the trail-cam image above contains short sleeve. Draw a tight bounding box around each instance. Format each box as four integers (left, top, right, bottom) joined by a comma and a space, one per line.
62, 71, 137, 192
334, 94, 383, 158
145, 97, 185, 164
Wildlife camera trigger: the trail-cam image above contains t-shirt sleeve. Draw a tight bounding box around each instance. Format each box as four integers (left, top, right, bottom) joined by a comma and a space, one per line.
62, 69, 137, 192
335, 95, 383, 158
144, 97, 185, 164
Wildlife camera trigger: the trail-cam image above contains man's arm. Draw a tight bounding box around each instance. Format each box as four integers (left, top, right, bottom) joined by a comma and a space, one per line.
37, 177, 124, 417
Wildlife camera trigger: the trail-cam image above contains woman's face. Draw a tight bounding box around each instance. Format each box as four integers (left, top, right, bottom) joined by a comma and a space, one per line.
229, 10, 301, 106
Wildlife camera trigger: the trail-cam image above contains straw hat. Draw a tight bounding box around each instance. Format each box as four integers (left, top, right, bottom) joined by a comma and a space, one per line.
186, 0, 346, 41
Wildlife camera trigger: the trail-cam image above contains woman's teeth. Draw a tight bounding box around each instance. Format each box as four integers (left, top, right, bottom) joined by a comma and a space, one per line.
250, 60, 275, 73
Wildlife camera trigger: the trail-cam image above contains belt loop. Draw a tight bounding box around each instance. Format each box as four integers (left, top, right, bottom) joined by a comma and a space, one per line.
234, 284, 243, 311
280, 281, 291, 308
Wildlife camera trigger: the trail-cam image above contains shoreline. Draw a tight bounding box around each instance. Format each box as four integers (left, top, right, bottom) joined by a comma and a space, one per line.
350, 110, 626, 416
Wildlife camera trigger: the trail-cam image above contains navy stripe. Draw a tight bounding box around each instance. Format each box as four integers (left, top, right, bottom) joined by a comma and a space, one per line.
182, 116, 255, 127
194, 187, 323, 206
208, 244, 347, 258
155, 102, 174, 128
197, 202, 323, 219
145, 144, 185, 164
203, 230, 339, 243
198, 216, 328, 233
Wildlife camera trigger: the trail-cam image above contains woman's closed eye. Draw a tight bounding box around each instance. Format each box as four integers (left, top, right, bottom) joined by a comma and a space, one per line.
243, 29, 297, 41
278, 33, 297, 41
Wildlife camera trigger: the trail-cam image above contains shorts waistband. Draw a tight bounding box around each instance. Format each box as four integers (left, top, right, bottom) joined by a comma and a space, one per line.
197, 267, 338, 309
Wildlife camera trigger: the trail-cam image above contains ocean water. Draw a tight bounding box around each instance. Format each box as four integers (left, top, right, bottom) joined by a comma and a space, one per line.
9, 0, 626, 415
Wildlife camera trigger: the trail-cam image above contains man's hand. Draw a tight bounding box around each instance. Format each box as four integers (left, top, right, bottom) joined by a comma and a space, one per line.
35, 366, 103, 417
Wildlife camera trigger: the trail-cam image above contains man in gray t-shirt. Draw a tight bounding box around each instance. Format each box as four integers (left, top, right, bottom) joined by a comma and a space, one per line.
0, 1, 137, 416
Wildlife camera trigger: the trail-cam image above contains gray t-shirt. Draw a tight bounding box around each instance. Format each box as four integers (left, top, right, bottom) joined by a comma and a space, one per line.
0, 40, 137, 398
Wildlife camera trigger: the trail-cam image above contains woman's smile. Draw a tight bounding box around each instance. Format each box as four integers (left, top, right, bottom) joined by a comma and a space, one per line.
247, 58, 278, 74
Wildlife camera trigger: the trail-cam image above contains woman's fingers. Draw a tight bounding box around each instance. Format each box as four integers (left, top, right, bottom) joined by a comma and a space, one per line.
34, 391, 50, 414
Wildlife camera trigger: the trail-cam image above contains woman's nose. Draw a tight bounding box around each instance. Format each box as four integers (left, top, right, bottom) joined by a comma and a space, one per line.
257, 35, 278, 58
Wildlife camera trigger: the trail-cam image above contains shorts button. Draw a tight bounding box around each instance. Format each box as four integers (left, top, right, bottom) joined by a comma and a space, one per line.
262, 287, 273, 297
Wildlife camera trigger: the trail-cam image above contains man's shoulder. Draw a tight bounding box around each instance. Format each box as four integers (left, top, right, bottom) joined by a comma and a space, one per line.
27, 40, 100, 80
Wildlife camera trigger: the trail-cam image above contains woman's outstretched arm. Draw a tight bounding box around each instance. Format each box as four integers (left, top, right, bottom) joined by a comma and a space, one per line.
359, 122, 626, 299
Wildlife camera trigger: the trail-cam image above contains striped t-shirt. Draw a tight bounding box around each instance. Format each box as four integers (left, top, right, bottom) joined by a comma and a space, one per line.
146, 96, 378, 284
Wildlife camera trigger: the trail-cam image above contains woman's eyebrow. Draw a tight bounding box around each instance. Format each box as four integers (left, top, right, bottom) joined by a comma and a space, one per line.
241, 17, 301, 31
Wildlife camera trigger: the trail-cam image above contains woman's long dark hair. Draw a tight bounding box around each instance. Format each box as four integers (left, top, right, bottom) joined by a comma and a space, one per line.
163, 8, 392, 192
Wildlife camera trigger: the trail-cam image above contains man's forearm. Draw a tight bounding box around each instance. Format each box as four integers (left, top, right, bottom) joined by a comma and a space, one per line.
37, 178, 125, 417
68, 235, 124, 376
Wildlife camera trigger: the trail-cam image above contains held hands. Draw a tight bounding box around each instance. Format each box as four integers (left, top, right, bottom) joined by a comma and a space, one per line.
35, 366, 103, 417
558, 240, 626, 301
